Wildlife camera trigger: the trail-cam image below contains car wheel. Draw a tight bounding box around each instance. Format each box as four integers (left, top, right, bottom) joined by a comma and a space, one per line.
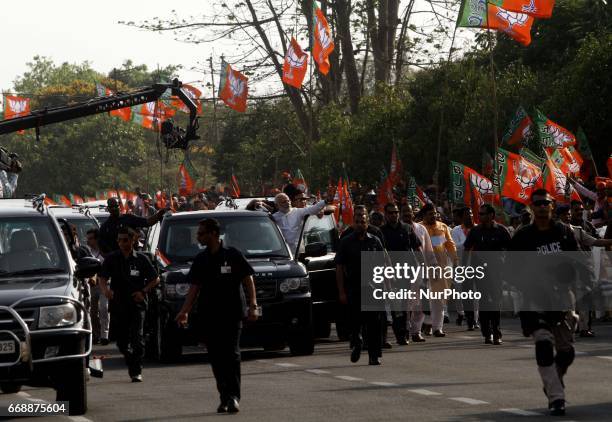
55, 357, 87, 416
0, 383, 22, 394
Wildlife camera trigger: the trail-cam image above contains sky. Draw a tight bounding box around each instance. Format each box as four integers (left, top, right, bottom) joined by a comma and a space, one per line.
1, 0, 214, 92
1, 1, 470, 101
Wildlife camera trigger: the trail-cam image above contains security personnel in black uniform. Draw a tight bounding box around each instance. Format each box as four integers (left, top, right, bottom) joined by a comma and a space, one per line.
99, 197, 165, 255
336, 210, 385, 365
380, 202, 421, 345
98, 226, 159, 382
176, 218, 258, 414
509, 189, 579, 416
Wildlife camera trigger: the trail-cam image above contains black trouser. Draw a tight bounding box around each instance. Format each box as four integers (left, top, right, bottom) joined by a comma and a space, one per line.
112, 304, 145, 377
480, 311, 502, 339
203, 320, 242, 403
348, 297, 382, 359
391, 311, 408, 343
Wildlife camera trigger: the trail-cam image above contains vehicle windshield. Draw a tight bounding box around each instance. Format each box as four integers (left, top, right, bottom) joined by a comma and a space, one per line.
0, 217, 69, 277
62, 217, 99, 245
302, 214, 336, 253
161, 215, 290, 263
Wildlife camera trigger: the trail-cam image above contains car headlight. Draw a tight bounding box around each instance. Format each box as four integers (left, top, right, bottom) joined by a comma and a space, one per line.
175, 283, 191, 296
38, 304, 77, 328
280, 277, 309, 294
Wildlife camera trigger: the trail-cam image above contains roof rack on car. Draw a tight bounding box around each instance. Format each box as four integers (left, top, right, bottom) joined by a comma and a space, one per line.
30, 194, 47, 214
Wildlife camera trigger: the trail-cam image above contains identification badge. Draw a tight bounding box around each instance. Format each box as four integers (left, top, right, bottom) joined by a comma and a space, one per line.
130, 269, 140, 277
220, 266, 232, 274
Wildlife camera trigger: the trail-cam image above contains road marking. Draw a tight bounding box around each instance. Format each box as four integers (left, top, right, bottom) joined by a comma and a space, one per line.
275, 362, 300, 368
369, 381, 398, 387
256, 359, 270, 364
334, 375, 364, 382
500, 408, 542, 416
595, 356, 612, 361
304, 369, 331, 375
407, 389, 442, 396
69, 417, 94, 422
449, 397, 489, 405
16, 392, 31, 398
455, 335, 474, 340
518, 345, 534, 349
574, 351, 587, 356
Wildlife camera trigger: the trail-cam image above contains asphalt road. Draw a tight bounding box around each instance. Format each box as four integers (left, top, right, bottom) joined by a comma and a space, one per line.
2, 318, 612, 422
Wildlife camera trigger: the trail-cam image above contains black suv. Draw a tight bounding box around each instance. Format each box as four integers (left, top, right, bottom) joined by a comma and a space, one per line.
48, 205, 101, 244
145, 210, 314, 361
0, 198, 98, 415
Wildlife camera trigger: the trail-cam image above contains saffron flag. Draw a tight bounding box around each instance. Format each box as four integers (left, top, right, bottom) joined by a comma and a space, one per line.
231, 174, 241, 198
488, 0, 555, 18
68, 193, 84, 205
282, 38, 308, 88
219, 61, 248, 113
495, 148, 543, 204
502, 106, 532, 147
341, 179, 354, 227
542, 157, 581, 203
545, 146, 583, 177
450, 161, 499, 223
519, 147, 545, 168
53, 195, 72, 207
171, 84, 203, 115
293, 168, 308, 194
95, 83, 132, 122
3, 94, 31, 134
178, 159, 198, 197
333, 178, 342, 224
312, 4, 335, 75
457, 0, 534, 46
533, 109, 576, 148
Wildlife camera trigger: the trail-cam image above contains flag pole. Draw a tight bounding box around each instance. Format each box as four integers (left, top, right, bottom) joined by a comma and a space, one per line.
486, 27, 502, 206
308, 1, 315, 179
434, 24, 459, 205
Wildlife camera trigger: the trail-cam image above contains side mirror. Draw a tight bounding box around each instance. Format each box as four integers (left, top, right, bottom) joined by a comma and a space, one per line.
75, 256, 102, 279
304, 242, 327, 258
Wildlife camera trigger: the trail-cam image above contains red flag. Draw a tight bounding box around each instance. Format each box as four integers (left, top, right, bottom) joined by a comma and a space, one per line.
292, 169, 308, 194
172, 84, 203, 115
333, 178, 343, 224
231, 174, 241, 198
178, 161, 196, 197
282, 38, 308, 88
342, 180, 354, 227
608, 155, 612, 179
450, 161, 500, 224
543, 157, 581, 203
492, 0, 555, 19
496, 148, 543, 205
546, 146, 583, 178
219, 61, 248, 113
96, 83, 132, 122
3, 95, 31, 134
377, 177, 394, 210
312, 6, 335, 75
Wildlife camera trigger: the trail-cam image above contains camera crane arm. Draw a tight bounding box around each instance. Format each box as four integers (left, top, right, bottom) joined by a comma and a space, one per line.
0, 78, 199, 149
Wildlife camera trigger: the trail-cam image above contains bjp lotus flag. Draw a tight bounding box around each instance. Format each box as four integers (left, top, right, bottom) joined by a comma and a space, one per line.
312, 4, 335, 75
3, 95, 31, 134
95, 83, 132, 122
488, 0, 555, 18
178, 160, 197, 196
457, 0, 534, 46
495, 148, 543, 204
219, 61, 248, 112
282, 38, 308, 88
533, 109, 576, 148
171, 84, 203, 115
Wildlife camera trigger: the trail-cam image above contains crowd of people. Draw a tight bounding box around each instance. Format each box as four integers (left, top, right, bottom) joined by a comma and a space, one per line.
40, 171, 612, 417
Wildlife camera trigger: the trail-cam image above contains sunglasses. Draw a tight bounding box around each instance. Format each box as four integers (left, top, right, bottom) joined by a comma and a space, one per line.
532, 200, 552, 207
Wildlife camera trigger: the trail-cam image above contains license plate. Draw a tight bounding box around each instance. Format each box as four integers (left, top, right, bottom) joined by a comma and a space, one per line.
0, 340, 15, 354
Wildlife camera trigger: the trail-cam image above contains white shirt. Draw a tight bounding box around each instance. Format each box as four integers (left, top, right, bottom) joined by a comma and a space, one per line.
272, 200, 327, 254
412, 222, 437, 266
0, 170, 18, 199
451, 225, 470, 252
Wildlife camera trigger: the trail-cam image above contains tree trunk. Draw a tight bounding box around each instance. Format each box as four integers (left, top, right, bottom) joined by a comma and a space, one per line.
335, 0, 361, 113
